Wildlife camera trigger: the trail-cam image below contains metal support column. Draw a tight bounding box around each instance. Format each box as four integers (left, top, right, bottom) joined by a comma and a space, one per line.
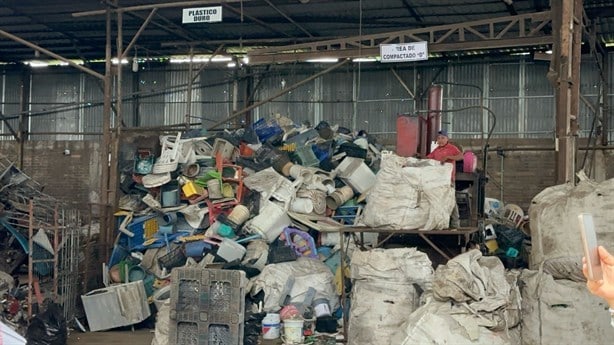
100, 7, 113, 261
550, 0, 582, 184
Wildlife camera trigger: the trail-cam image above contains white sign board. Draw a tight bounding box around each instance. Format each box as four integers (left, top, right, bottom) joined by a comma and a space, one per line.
182, 6, 222, 24
380, 42, 428, 63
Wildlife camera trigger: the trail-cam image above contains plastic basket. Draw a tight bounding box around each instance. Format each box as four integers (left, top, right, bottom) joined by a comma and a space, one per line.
158, 246, 187, 270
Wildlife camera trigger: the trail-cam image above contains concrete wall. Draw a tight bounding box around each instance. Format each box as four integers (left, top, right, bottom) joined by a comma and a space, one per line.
0, 138, 612, 216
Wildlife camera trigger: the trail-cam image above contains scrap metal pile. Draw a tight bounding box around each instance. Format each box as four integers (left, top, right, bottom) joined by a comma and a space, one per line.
0, 155, 79, 340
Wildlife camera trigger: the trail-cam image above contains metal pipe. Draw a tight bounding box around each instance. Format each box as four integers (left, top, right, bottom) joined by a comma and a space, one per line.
53, 205, 59, 303
27, 199, 33, 319
0, 30, 104, 80
186, 47, 194, 130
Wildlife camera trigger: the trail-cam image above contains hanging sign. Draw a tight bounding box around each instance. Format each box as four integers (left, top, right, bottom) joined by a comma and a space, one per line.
182, 6, 223, 24
380, 41, 428, 63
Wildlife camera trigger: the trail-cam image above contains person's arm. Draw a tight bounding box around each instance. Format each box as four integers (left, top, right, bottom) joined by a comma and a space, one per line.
442, 145, 463, 162
444, 152, 464, 161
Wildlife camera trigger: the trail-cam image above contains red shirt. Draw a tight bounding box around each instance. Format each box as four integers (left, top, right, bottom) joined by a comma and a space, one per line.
427, 143, 461, 180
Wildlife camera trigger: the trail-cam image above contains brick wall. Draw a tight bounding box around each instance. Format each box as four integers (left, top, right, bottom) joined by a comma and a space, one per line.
0, 141, 101, 214
455, 138, 614, 212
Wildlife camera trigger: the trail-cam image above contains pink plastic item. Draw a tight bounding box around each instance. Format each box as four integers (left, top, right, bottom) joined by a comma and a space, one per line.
280, 304, 300, 320
463, 151, 477, 173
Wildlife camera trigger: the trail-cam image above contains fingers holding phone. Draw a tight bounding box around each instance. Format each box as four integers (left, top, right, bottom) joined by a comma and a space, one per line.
579, 213, 603, 281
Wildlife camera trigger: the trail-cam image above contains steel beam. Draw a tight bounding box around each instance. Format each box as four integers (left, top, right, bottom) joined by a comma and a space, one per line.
263, 0, 313, 37
72, 0, 254, 17
247, 11, 553, 64
207, 59, 348, 130
221, 3, 294, 38
0, 29, 104, 80
550, 0, 582, 184
120, 9, 157, 60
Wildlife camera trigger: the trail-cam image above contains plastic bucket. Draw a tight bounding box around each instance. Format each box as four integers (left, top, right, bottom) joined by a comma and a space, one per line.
282, 319, 304, 344
152, 285, 171, 310
127, 266, 146, 282
161, 188, 179, 207
207, 179, 223, 199
290, 198, 314, 214
228, 205, 250, 225
262, 313, 281, 340
246, 203, 291, 243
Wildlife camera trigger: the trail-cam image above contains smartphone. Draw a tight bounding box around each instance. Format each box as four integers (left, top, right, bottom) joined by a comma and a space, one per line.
578, 213, 603, 281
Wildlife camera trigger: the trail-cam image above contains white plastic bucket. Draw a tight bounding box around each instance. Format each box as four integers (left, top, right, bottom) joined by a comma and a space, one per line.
152, 285, 171, 310
262, 313, 281, 340
290, 198, 314, 214
246, 202, 291, 243
282, 319, 304, 344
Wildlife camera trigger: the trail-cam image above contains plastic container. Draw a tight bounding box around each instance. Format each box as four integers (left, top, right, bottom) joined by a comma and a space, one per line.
282, 319, 304, 344
153, 285, 171, 310
207, 179, 223, 199
462, 151, 477, 173
245, 202, 291, 243
81, 281, 151, 332
227, 205, 250, 225
161, 184, 181, 207
182, 180, 205, 198
212, 138, 236, 161
313, 298, 331, 318
282, 227, 318, 258
290, 198, 314, 214
158, 246, 187, 270
293, 146, 319, 167
334, 157, 376, 193
262, 313, 281, 340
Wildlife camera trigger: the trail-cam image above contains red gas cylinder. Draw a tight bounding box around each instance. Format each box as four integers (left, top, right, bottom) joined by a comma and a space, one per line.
396, 115, 420, 157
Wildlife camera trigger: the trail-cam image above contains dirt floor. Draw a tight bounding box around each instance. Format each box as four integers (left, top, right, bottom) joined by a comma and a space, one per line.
67, 329, 154, 344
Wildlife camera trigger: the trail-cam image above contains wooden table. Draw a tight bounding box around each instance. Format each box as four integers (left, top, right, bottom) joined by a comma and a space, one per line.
338, 226, 480, 260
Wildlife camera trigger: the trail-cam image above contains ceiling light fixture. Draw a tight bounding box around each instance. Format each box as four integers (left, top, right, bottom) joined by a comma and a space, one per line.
305, 57, 339, 63
353, 57, 377, 62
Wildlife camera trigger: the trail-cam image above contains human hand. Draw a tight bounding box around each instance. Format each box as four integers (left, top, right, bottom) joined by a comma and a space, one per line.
583, 246, 614, 307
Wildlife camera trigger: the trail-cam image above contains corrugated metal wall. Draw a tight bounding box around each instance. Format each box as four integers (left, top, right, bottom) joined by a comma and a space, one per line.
1, 54, 613, 142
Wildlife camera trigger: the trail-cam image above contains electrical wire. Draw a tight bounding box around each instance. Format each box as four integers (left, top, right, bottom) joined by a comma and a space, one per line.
415, 105, 497, 147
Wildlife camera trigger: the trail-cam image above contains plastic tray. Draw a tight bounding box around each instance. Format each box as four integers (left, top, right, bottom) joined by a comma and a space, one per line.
170, 268, 246, 323
169, 321, 243, 345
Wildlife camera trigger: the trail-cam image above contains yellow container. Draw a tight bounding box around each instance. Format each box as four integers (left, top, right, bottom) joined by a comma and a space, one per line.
182, 180, 205, 198
485, 239, 499, 254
